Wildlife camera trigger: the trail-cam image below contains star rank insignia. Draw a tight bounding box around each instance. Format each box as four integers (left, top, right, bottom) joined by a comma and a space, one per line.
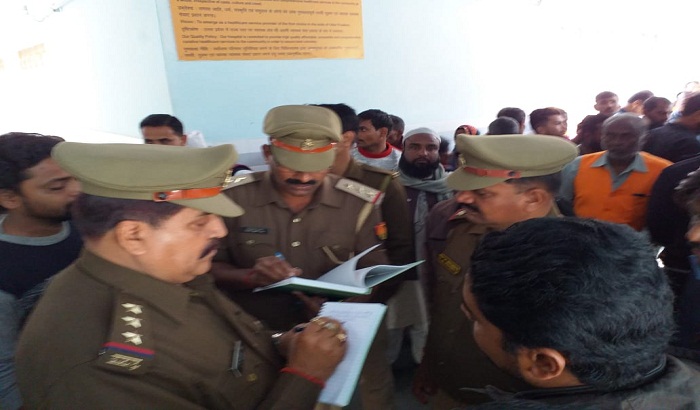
98, 295, 154, 374
122, 332, 143, 345
121, 316, 142, 328
335, 178, 380, 203
121, 303, 143, 314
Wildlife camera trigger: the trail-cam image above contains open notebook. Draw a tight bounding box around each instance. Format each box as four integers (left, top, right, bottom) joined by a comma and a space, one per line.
253, 244, 423, 298
317, 302, 387, 407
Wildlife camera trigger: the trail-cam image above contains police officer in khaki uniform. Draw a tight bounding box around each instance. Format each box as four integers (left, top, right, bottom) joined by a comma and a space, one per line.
16, 143, 348, 409
412, 134, 578, 408
210, 105, 395, 409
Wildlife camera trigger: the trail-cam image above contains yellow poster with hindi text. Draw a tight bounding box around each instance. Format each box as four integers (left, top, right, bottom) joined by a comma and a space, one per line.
170, 0, 364, 61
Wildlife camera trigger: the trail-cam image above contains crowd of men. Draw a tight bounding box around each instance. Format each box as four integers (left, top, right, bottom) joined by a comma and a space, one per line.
2, 87, 700, 409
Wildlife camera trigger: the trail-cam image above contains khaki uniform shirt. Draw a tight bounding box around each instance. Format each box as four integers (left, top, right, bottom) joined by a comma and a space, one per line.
216, 172, 388, 330
16, 251, 321, 410
341, 160, 414, 308
216, 172, 395, 409
423, 199, 562, 405
342, 160, 415, 268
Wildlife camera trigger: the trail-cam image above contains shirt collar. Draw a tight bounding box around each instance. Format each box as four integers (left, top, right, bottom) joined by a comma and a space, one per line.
76, 250, 215, 324
591, 151, 648, 173
0, 214, 72, 245
548, 203, 562, 217
357, 144, 394, 158
472, 355, 668, 401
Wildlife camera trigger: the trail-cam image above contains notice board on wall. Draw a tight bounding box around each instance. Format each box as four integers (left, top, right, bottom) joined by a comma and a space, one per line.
170, 0, 364, 61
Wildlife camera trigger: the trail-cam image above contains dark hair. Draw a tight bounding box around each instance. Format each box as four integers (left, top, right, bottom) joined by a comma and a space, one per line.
505, 172, 561, 194
357, 109, 393, 132
389, 114, 405, 133
0, 132, 64, 192
139, 114, 184, 136
642, 96, 671, 113
455, 124, 480, 136
529, 107, 566, 131
470, 218, 674, 391
595, 91, 618, 102
674, 168, 700, 211
438, 137, 450, 155
72, 194, 183, 239
488, 117, 520, 135
315, 103, 359, 133
572, 113, 608, 146
496, 107, 526, 127
681, 92, 700, 116
627, 90, 654, 104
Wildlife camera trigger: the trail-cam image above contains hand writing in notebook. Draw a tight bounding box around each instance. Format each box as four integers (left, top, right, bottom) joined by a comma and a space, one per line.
287, 316, 348, 382
248, 254, 302, 286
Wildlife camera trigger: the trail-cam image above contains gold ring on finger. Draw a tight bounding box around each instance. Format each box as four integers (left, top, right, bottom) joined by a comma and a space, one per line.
323, 322, 339, 332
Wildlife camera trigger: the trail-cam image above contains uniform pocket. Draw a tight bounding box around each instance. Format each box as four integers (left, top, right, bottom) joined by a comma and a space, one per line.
310, 231, 354, 265
233, 232, 277, 267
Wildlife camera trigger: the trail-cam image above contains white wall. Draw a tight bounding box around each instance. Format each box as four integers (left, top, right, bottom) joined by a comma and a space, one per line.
1, 0, 698, 150
155, 0, 700, 147
0, 0, 172, 142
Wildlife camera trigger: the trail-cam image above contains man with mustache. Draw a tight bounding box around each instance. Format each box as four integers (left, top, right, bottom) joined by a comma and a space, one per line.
386, 128, 452, 365
412, 134, 578, 408
140, 114, 188, 146
16, 142, 347, 408
351, 108, 401, 171
211, 105, 396, 409
0, 132, 82, 410
560, 113, 671, 231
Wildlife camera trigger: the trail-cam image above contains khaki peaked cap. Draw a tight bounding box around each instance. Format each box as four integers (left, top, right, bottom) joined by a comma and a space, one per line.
52, 142, 244, 217
447, 134, 578, 191
263, 105, 341, 172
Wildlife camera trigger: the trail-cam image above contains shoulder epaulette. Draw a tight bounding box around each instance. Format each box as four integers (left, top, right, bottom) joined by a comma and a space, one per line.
335, 177, 381, 203
223, 172, 260, 190
96, 293, 153, 375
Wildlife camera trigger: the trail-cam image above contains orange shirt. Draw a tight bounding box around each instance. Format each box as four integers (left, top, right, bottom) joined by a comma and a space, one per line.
573, 151, 671, 230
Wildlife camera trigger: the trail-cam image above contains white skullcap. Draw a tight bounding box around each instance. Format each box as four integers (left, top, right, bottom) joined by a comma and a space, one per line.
403, 127, 441, 146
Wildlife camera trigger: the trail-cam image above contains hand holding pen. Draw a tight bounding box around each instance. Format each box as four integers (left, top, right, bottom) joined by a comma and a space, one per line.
248, 251, 301, 286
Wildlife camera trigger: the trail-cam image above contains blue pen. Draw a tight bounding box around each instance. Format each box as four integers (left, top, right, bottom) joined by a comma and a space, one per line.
275, 252, 297, 278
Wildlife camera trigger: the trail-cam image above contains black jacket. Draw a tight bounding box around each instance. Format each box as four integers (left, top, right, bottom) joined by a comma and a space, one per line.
467, 356, 700, 410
